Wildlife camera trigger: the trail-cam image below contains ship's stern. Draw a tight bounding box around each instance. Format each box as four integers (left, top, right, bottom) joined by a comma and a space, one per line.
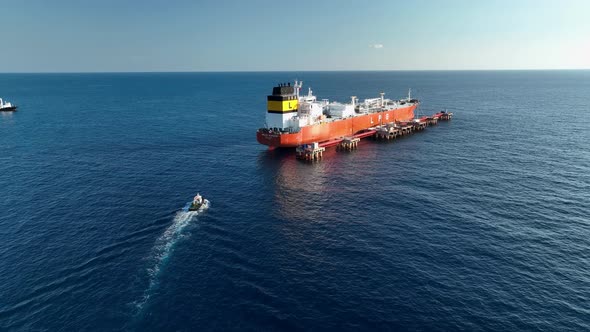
257, 129, 301, 148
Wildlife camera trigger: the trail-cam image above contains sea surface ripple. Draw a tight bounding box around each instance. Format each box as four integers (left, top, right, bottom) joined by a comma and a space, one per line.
0, 71, 589, 331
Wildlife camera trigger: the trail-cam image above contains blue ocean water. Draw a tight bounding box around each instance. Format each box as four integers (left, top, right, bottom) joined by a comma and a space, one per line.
0, 71, 589, 331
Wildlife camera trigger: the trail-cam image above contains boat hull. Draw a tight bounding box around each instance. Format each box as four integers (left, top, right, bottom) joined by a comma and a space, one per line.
187, 199, 209, 211
0, 106, 17, 112
257, 104, 417, 148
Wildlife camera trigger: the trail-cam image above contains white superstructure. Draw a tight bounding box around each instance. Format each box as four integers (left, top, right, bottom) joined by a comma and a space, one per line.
264, 80, 417, 133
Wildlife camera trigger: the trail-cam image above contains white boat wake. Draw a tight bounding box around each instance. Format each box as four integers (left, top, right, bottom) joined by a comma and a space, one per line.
134, 200, 210, 312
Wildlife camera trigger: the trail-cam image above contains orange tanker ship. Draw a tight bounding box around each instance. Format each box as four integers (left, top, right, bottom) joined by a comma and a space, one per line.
257, 81, 419, 148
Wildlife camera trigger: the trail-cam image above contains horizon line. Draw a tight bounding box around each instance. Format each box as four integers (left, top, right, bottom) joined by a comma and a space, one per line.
0, 68, 589, 74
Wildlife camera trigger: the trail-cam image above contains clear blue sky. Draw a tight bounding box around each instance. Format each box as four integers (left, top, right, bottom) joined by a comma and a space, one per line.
1, 0, 588, 72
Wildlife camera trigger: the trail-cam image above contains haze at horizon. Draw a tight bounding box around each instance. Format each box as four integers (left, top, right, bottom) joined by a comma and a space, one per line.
1, 0, 588, 72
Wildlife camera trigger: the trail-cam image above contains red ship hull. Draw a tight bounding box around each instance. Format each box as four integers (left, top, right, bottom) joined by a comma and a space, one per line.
257, 105, 417, 148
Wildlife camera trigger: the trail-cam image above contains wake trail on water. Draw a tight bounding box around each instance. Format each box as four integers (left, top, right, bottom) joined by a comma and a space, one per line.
133, 200, 210, 312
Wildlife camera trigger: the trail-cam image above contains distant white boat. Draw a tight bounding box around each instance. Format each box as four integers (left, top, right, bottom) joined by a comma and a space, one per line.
0, 98, 17, 112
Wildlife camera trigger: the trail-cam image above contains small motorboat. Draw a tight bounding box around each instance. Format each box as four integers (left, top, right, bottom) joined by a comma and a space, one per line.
188, 193, 207, 211
0, 98, 17, 112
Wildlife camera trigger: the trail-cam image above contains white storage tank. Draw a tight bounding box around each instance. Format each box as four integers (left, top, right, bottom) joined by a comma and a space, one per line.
328, 103, 355, 118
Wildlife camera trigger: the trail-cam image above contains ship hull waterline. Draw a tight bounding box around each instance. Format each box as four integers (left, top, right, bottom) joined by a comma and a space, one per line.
257, 105, 417, 148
